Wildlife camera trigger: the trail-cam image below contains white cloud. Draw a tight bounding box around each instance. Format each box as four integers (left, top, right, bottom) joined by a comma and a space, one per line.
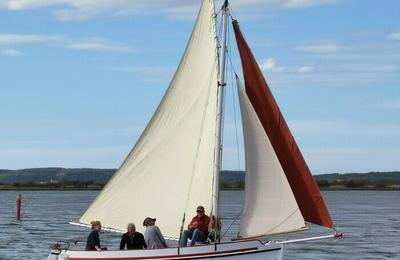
53, 9, 91, 21
378, 99, 400, 109
283, 0, 334, 8
1, 0, 63, 10
295, 43, 340, 53
0, 0, 336, 21
297, 65, 316, 73
387, 32, 400, 41
0, 48, 22, 56
0, 145, 130, 169
260, 57, 286, 72
261, 57, 276, 70
0, 33, 134, 53
289, 119, 400, 138
228, 0, 334, 9
260, 60, 318, 74
66, 37, 134, 52
0, 33, 61, 44
269, 40, 400, 87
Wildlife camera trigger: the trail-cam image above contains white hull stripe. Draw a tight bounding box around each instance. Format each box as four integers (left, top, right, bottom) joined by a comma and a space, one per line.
67, 247, 281, 260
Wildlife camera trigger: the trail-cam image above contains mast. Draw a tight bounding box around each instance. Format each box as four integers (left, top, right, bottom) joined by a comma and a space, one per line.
212, 0, 229, 237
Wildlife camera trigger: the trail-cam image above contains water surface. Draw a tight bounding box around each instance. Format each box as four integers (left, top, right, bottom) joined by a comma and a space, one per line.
0, 191, 399, 259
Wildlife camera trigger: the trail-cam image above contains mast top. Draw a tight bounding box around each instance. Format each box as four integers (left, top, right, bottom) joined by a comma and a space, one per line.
223, 0, 229, 9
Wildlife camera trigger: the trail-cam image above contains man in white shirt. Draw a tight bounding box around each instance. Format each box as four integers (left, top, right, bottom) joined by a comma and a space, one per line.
143, 217, 168, 249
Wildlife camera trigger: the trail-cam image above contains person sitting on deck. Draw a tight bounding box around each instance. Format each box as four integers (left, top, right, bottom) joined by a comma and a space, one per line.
143, 217, 168, 249
208, 215, 222, 242
179, 206, 210, 247
120, 223, 147, 250
86, 220, 102, 251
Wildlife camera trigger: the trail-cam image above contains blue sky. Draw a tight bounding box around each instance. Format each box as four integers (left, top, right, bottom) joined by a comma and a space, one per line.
0, 0, 399, 173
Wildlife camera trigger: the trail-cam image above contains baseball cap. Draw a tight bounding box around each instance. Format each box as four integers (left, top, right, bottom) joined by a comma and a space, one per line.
196, 206, 205, 212
143, 217, 156, 226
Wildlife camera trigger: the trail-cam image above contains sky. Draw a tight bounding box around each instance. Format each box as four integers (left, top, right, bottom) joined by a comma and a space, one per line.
0, 0, 399, 173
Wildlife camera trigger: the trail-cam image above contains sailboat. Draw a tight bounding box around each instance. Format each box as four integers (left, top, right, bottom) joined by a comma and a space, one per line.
47, 0, 341, 259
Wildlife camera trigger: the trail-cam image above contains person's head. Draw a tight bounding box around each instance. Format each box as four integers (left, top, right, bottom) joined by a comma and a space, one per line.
127, 223, 136, 234
143, 217, 156, 227
91, 220, 101, 231
196, 205, 205, 217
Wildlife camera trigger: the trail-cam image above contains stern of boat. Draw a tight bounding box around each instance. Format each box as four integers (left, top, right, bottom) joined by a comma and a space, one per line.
47, 241, 73, 260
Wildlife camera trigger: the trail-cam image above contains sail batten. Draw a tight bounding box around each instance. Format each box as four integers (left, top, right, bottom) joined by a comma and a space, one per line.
79, 0, 219, 239
233, 20, 333, 229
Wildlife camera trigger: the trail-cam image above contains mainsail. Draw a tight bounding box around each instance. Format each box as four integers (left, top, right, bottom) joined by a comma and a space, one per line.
237, 78, 306, 238
233, 20, 333, 229
80, 0, 219, 239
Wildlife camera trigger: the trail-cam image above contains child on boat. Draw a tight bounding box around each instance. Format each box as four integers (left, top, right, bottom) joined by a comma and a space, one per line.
85, 220, 102, 251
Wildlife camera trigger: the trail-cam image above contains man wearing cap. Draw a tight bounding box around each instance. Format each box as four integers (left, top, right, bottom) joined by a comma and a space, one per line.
179, 206, 210, 247
143, 217, 168, 249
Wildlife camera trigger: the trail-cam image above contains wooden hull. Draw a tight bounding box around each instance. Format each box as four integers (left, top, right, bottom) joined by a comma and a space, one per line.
47, 240, 283, 260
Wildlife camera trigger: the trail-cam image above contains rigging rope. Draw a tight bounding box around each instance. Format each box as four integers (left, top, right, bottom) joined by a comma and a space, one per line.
221, 210, 242, 240
227, 15, 241, 172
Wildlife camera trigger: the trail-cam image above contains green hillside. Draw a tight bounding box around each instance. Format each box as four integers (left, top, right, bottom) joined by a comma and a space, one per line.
0, 168, 115, 184
0, 168, 399, 190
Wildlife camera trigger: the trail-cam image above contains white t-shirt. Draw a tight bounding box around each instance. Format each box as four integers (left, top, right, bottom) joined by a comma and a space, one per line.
144, 225, 168, 249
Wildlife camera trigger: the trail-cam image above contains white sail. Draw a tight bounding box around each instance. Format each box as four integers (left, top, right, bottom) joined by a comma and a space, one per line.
236, 78, 306, 238
80, 0, 219, 240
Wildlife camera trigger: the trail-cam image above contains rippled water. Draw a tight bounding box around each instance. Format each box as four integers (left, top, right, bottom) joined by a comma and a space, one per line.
0, 191, 399, 259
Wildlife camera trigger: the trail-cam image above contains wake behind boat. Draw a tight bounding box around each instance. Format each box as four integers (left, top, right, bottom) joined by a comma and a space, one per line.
48, 0, 341, 259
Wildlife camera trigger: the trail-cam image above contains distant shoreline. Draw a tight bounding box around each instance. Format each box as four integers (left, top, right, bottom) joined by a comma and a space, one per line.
0, 186, 102, 191
1, 168, 399, 191
1, 186, 398, 191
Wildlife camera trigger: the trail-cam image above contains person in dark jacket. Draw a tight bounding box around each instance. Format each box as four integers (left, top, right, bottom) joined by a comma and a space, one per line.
120, 223, 147, 250
86, 220, 102, 251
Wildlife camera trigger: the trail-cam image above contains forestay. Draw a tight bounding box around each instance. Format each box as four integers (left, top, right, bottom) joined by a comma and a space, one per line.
80, 0, 219, 240
237, 78, 306, 238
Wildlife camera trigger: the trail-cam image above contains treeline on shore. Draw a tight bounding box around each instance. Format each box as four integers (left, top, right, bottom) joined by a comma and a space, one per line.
0, 180, 104, 190
0, 180, 243, 190
315, 179, 398, 189
314, 172, 400, 190
0, 168, 399, 190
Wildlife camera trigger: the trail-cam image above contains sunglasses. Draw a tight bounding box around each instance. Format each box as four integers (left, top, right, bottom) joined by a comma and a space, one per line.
197, 210, 204, 213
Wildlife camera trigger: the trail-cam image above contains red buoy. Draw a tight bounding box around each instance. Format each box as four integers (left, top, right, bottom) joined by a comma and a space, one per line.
16, 194, 22, 220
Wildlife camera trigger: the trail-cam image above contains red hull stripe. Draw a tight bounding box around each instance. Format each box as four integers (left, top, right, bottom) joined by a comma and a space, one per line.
68, 246, 283, 260
232, 20, 333, 228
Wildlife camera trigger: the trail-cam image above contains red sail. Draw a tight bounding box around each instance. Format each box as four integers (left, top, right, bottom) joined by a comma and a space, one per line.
233, 20, 333, 228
